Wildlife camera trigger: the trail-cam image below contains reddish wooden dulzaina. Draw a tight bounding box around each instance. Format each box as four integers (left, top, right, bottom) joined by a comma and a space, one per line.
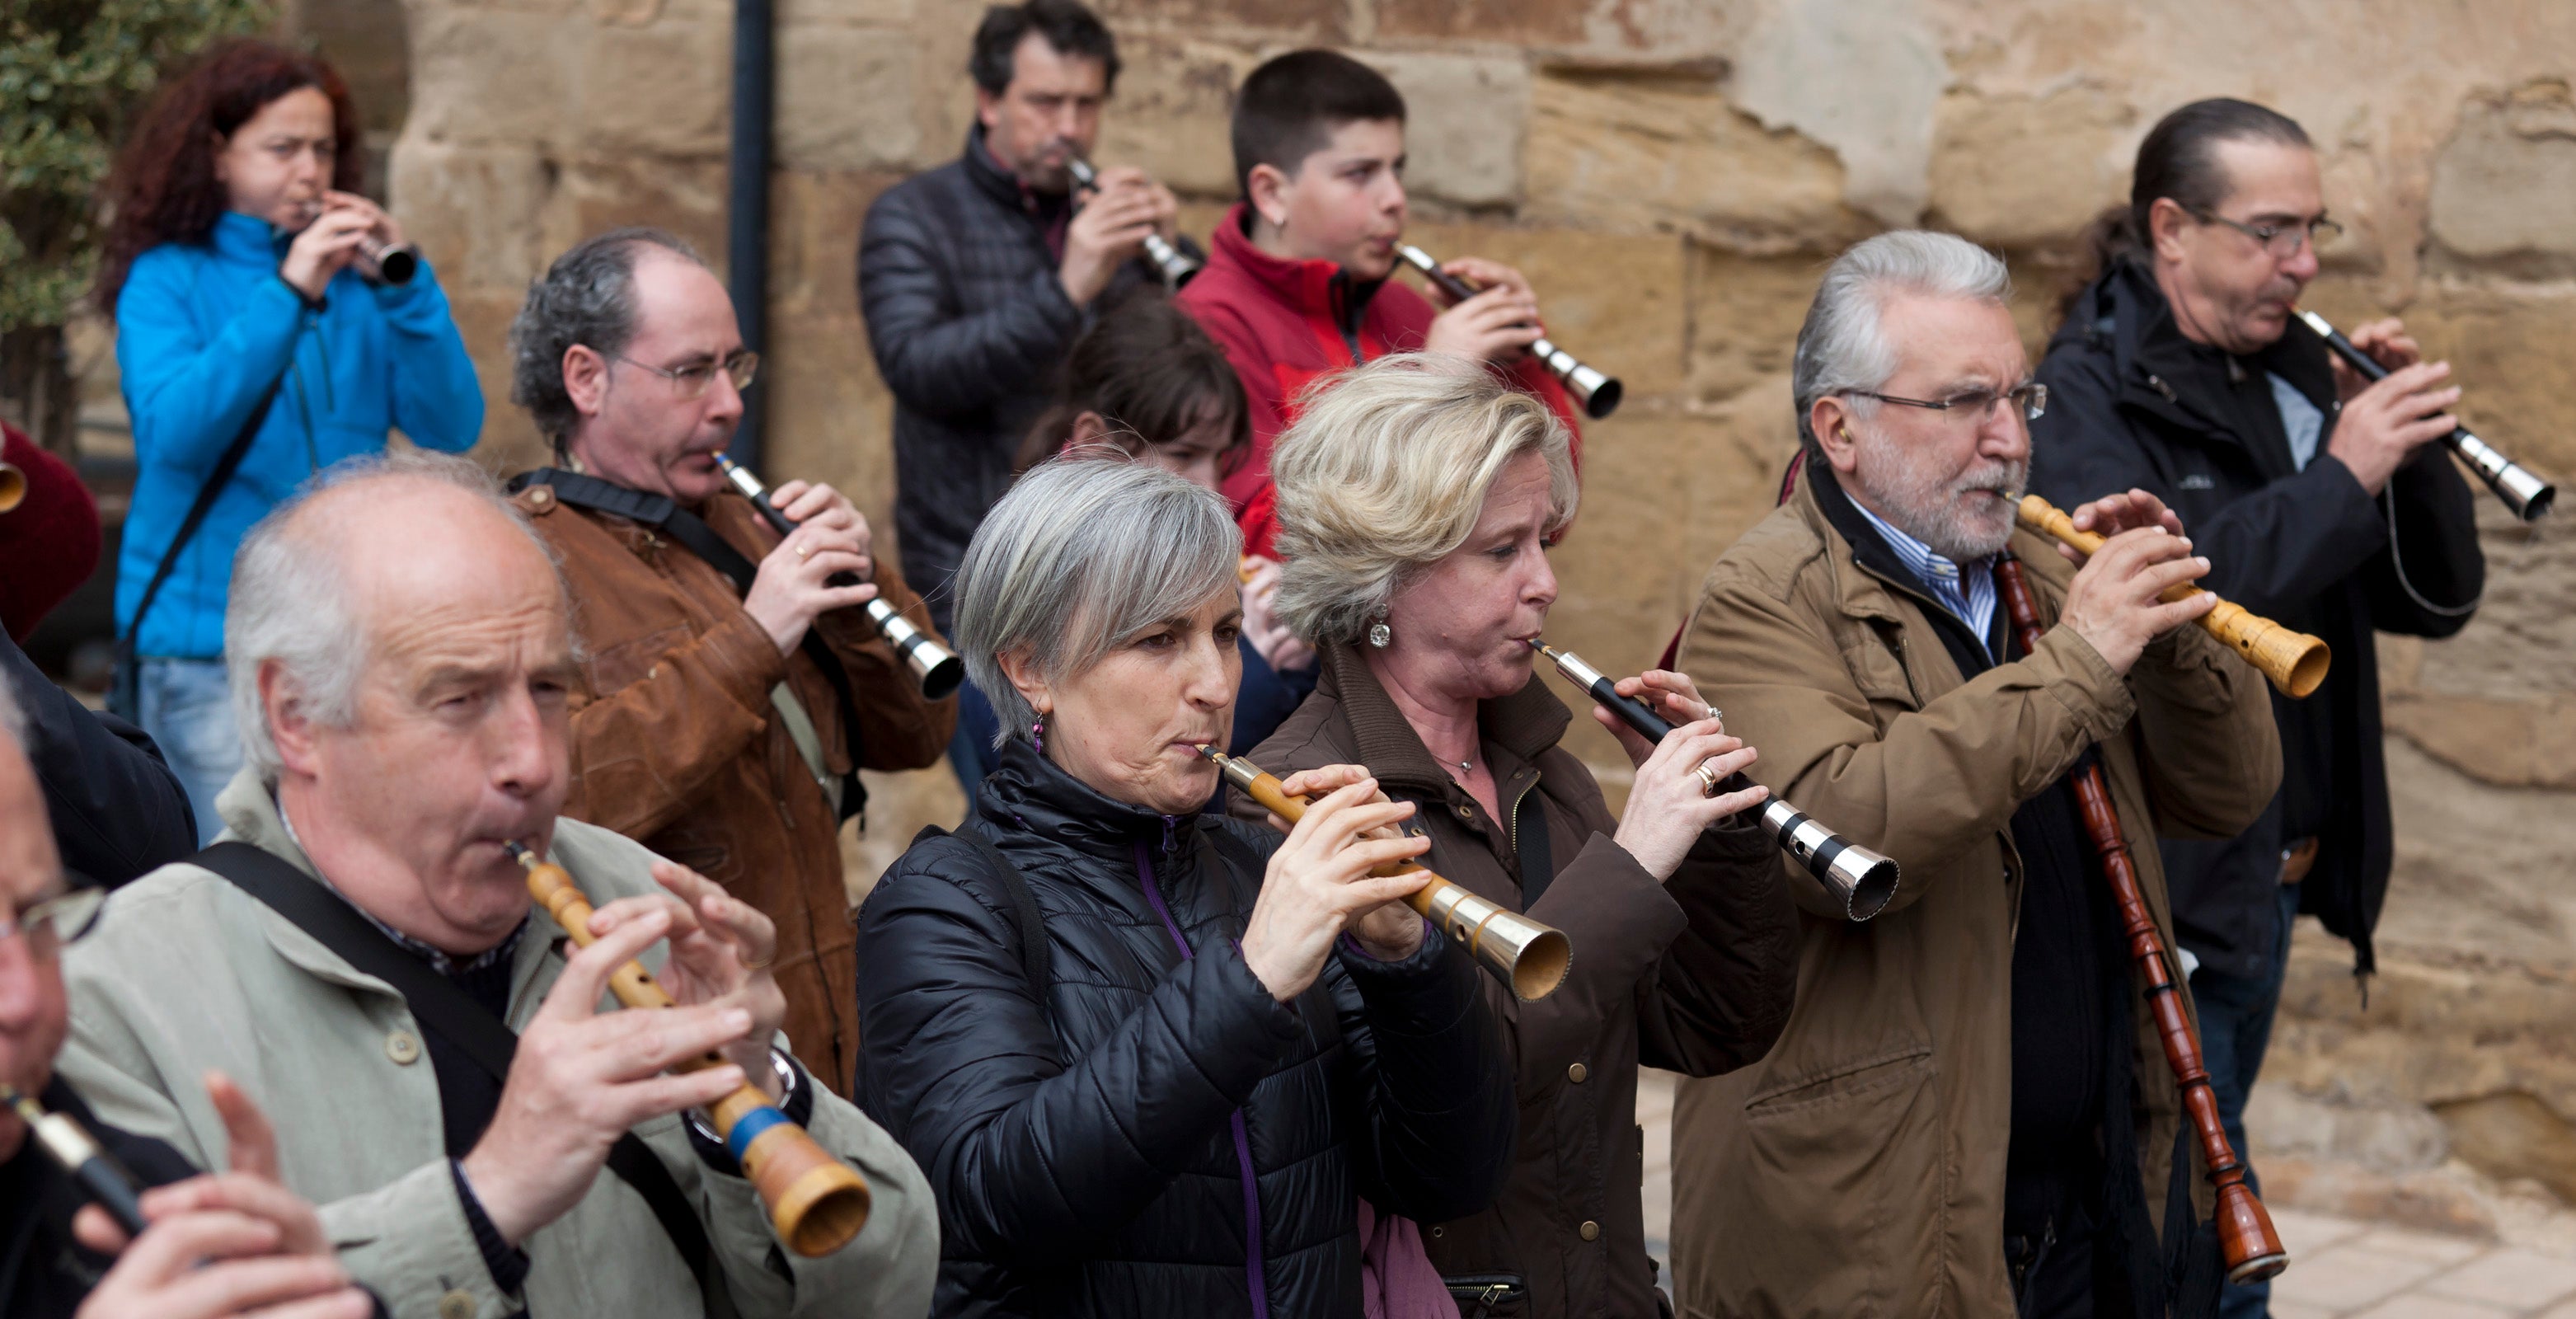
1993, 555, 2290, 1286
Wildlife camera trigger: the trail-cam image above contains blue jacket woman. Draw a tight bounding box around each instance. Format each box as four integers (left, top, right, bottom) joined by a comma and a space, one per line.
99, 41, 482, 837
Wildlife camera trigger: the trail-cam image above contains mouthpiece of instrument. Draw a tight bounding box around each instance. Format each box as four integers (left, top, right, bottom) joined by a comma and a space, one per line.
2014, 495, 2330, 698
1197, 744, 1571, 1000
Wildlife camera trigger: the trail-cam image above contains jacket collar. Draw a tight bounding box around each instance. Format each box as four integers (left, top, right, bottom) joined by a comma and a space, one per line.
976, 737, 1203, 868
960, 124, 1070, 222
212, 209, 287, 264
1802, 452, 2005, 661
2071, 256, 2338, 468
1312, 639, 1570, 799
1207, 203, 1387, 339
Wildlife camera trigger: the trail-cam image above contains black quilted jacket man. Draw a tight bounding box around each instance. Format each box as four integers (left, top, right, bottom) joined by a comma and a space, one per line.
856, 126, 1189, 633
853, 739, 1517, 1317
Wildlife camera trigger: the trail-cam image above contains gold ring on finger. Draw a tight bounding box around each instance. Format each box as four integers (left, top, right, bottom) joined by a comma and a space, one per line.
1695, 761, 1722, 797
795, 542, 811, 559
739, 948, 776, 971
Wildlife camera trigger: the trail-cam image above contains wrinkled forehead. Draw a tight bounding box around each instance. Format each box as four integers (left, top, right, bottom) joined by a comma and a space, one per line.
308, 485, 575, 675
1879, 293, 2029, 391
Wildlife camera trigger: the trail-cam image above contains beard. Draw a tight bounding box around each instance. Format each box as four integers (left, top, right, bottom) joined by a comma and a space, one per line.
1854, 436, 2029, 563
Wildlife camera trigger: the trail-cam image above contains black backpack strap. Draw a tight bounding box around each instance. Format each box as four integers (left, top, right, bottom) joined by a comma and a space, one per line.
518, 468, 870, 824
910, 825, 1049, 1001
111, 380, 283, 718
194, 842, 732, 1315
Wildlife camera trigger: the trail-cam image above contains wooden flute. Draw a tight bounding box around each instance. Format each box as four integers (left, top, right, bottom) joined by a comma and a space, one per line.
2015, 495, 2330, 698
1993, 557, 2289, 1285
1196, 746, 1571, 1001
504, 843, 870, 1256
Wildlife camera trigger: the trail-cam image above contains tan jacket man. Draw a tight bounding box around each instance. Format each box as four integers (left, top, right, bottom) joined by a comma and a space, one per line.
1667, 231, 2280, 1318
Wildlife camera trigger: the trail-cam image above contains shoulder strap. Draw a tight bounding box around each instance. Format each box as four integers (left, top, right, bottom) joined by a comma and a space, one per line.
910, 825, 1049, 1002
518, 469, 870, 824
117, 380, 282, 667
192, 842, 730, 1313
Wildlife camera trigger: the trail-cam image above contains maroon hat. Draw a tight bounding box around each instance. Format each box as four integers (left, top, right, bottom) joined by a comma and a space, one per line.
0, 420, 103, 641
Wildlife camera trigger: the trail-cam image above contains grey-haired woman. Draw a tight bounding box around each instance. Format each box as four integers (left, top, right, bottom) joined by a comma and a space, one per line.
852, 458, 1515, 1317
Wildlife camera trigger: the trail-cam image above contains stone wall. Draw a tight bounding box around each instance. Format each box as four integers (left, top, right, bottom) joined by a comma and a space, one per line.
379, 0, 2576, 1223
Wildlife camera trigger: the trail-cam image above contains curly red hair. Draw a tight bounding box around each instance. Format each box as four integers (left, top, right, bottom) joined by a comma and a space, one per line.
95, 40, 361, 310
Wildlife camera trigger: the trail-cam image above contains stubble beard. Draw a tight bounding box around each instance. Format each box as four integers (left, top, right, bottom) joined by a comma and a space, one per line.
1858, 440, 2029, 564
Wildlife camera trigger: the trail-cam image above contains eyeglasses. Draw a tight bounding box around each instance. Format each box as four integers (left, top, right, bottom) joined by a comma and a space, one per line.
1846, 383, 2048, 425
1, 886, 105, 958
2189, 209, 2344, 259
612, 350, 760, 401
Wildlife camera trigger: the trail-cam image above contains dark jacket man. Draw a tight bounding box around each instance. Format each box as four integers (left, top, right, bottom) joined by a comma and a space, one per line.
854, 739, 1515, 1317
856, 126, 1182, 632
0, 1080, 199, 1317
2, 629, 197, 887
514, 481, 954, 1092
2033, 257, 2484, 979
1241, 641, 1794, 1319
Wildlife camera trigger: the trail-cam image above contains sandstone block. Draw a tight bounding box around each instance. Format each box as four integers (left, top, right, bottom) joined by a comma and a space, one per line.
1401, 218, 1690, 402
770, 169, 904, 315
1685, 247, 1820, 405
2430, 80, 2576, 277
777, 0, 919, 27
538, 156, 730, 268
1090, 0, 1347, 43
1089, 31, 1260, 199
776, 26, 922, 173
576, 22, 733, 157
1927, 86, 2132, 249
1355, 51, 1530, 211
1525, 70, 1862, 247
405, 7, 576, 147
760, 309, 897, 534
387, 138, 555, 292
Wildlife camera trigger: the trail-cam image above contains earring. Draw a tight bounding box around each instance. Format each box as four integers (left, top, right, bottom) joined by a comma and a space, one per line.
1368, 621, 1393, 649
1031, 715, 1046, 755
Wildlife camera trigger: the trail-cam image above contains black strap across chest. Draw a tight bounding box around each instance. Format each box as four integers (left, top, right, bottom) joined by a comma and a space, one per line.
192, 842, 730, 1314
511, 469, 867, 823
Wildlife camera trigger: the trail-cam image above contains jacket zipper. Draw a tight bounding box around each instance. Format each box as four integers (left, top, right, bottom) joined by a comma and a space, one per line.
1133, 837, 1270, 1319
1504, 775, 1539, 871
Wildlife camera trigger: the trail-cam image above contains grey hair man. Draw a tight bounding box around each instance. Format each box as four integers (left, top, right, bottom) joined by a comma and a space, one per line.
1663, 230, 2283, 1317
53, 453, 937, 1318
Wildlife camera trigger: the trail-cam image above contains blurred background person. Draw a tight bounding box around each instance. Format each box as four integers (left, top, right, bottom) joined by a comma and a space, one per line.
858, 0, 1190, 802
1014, 292, 1316, 782
95, 38, 482, 841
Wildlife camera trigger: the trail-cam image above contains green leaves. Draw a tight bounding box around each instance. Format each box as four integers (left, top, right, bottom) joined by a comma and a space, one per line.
0, 0, 272, 329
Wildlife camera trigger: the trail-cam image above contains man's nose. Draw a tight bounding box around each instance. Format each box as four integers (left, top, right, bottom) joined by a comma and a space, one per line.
703, 366, 746, 426
0, 936, 43, 1032
489, 690, 561, 797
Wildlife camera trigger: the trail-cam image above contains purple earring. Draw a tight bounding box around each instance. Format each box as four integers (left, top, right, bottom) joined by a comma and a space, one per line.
1031, 715, 1046, 755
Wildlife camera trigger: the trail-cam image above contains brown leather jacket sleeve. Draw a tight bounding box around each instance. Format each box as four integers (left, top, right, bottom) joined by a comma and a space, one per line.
565, 605, 787, 842
808, 561, 957, 772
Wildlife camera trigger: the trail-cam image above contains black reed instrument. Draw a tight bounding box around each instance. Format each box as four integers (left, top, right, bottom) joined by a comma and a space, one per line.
2295, 307, 2553, 520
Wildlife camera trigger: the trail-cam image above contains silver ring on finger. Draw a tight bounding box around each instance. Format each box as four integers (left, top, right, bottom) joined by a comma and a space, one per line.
1695, 760, 1722, 797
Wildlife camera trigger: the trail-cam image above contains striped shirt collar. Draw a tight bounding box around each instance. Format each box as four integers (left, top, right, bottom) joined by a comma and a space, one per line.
1845, 496, 1999, 652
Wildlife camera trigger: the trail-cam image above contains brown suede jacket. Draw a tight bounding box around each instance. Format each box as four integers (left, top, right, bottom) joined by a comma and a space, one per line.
514, 482, 955, 1094
1239, 641, 1798, 1319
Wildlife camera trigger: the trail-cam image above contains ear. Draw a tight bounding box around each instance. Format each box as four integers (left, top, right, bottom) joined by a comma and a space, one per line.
259, 659, 325, 778
1810, 396, 1863, 476
974, 86, 1004, 135
993, 646, 1053, 720
1068, 410, 1112, 451
211, 129, 232, 185
563, 345, 611, 422
1246, 162, 1294, 232
2147, 197, 2196, 265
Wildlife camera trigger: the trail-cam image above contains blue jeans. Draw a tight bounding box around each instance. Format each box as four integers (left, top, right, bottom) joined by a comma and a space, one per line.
2186, 880, 2301, 1319
138, 656, 242, 846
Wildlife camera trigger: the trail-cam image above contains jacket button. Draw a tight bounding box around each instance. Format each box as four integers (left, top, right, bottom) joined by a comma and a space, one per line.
1579, 1220, 1601, 1242
1567, 1063, 1589, 1084
1429, 1225, 1443, 1239
438, 1289, 478, 1319
528, 487, 552, 510
385, 1030, 421, 1065
1455, 804, 1475, 820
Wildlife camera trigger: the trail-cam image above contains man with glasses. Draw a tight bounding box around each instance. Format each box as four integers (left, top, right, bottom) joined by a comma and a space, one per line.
505, 229, 955, 1094
0, 685, 378, 1319
1665, 230, 2281, 1318
2032, 102, 2482, 1319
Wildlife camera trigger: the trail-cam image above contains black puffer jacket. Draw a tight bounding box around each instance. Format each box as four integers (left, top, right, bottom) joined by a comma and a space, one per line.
856, 129, 1189, 633
854, 740, 1517, 1317
2032, 257, 2482, 979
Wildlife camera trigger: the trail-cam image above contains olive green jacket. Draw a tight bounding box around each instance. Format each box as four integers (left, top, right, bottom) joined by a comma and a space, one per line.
57, 768, 939, 1319
1665, 474, 2282, 1318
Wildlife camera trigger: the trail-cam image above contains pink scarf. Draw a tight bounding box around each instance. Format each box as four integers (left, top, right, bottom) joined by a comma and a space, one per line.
1357, 1199, 1460, 1319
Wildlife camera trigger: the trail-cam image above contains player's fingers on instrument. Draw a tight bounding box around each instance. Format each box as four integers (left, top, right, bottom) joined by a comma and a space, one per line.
1277, 764, 1364, 798
117, 1209, 285, 1280
692, 888, 777, 972
622, 1064, 753, 1126
2131, 552, 2210, 604
1317, 798, 1419, 852
2151, 591, 2220, 631
246, 1288, 379, 1319
157, 1249, 354, 1318
71, 1202, 134, 1255
1593, 704, 1656, 758
536, 905, 671, 1021
615, 1002, 757, 1075
1333, 835, 1431, 885
1345, 866, 1433, 910
204, 1069, 281, 1181
162, 1174, 321, 1252
1706, 782, 1770, 819
589, 891, 696, 943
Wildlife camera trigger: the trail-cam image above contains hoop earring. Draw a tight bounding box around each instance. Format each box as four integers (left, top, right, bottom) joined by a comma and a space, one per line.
1367, 621, 1393, 649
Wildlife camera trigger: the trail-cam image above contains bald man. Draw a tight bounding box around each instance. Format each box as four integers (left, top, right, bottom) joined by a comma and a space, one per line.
51, 454, 936, 1319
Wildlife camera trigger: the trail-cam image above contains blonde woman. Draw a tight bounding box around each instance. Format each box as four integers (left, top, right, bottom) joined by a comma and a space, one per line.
1240, 354, 1797, 1319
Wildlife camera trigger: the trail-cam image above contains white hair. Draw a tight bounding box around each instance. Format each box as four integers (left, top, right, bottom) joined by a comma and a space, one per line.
227, 452, 563, 782
1269, 354, 1578, 646
952, 457, 1241, 749
1791, 230, 2014, 448
0, 669, 23, 755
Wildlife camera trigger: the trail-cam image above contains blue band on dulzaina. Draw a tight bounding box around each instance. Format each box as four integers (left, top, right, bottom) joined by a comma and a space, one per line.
725, 1104, 791, 1163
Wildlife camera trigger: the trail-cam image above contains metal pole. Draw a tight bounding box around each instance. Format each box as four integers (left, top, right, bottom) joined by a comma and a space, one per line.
725, 0, 775, 471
